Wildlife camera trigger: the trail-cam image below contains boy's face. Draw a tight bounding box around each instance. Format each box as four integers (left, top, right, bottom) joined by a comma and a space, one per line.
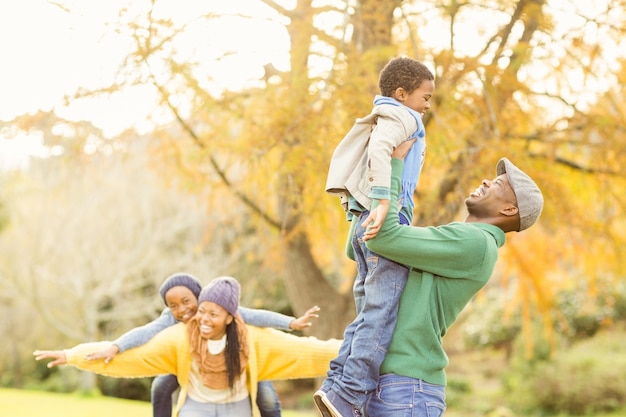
165, 286, 199, 323
395, 79, 435, 117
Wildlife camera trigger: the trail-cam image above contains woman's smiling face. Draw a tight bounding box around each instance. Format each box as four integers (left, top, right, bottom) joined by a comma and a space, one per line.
196, 301, 233, 340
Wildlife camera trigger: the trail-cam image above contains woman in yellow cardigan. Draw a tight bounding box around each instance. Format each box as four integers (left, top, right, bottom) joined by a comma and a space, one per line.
34, 276, 341, 417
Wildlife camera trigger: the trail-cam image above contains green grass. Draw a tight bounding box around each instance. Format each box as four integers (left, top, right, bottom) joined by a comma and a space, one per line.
0, 388, 151, 417
0, 388, 317, 417
3, 387, 626, 417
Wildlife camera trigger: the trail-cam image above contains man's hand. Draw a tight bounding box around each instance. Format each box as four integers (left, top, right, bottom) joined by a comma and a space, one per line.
84, 344, 120, 364
33, 350, 67, 368
289, 305, 321, 330
392, 138, 417, 160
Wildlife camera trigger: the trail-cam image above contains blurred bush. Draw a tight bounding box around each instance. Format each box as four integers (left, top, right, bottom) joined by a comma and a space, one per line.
464, 278, 626, 358
98, 376, 151, 401
504, 327, 626, 415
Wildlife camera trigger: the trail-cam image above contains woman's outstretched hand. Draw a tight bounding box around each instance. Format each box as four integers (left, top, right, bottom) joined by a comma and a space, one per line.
33, 350, 67, 368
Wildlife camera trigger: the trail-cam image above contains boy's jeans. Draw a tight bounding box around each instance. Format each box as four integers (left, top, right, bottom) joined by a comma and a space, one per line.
322, 211, 409, 408
152, 374, 179, 417
256, 381, 281, 417
365, 374, 446, 417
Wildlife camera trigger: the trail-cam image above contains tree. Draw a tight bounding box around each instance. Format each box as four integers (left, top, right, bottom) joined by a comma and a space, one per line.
9, 0, 626, 349
0, 121, 242, 390
51, 0, 624, 342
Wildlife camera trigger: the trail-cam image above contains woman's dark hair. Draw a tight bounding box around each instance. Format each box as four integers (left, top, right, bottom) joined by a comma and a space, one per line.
224, 318, 241, 389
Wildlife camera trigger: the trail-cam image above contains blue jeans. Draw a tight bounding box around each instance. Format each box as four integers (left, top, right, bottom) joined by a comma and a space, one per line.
152, 374, 179, 417
365, 374, 446, 417
151, 374, 281, 417
180, 395, 251, 417
256, 380, 281, 417
322, 211, 409, 408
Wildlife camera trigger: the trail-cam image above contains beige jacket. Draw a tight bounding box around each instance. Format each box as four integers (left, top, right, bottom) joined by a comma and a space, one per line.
325, 103, 419, 212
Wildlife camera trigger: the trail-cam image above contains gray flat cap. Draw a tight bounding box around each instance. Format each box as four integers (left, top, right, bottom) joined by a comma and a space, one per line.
497, 158, 544, 232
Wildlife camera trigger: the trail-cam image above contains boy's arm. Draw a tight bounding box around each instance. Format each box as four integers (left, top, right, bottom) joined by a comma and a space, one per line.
113, 308, 176, 352
361, 137, 416, 232
239, 306, 319, 331
239, 307, 293, 330
367, 113, 410, 192
367, 111, 416, 229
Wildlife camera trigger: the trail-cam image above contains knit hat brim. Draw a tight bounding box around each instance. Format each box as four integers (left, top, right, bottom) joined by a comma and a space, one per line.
159, 273, 203, 305
197, 276, 241, 316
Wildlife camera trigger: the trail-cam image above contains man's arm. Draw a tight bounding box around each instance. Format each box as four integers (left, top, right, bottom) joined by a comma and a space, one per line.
365, 158, 498, 278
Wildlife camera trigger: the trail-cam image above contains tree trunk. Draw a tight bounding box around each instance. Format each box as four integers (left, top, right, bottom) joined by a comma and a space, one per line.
353, 0, 401, 53
283, 231, 355, 339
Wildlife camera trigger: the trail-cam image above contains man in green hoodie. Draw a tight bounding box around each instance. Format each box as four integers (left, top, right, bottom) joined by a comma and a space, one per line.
316, 140, 543, 417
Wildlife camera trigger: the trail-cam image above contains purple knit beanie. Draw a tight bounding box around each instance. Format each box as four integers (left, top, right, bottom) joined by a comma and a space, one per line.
158, 273, 202, 305
197, 276, 241, 316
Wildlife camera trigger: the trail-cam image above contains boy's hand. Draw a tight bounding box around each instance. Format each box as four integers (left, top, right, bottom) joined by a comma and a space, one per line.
33, 350, 67, 368
84, 344, 120, 364
361, 199, 390, 240
290, 305, 321, 330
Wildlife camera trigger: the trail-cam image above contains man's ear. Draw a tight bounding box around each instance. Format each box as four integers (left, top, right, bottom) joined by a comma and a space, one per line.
500, 205, 520, 232
499, 205, 519, 217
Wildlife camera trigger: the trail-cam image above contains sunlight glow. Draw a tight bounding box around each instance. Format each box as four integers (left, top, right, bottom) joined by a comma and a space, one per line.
0, 0, 624, 167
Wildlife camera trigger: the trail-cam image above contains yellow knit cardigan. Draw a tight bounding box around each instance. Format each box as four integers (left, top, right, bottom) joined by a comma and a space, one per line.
64, 323, 341, 417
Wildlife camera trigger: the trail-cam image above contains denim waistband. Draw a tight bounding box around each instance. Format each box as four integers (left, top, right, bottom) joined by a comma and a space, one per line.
357, 210, 410, 225
379, 374, 444, 389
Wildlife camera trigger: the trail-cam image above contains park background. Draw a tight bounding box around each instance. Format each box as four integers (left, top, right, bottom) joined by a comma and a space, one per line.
1, 0, 625, 416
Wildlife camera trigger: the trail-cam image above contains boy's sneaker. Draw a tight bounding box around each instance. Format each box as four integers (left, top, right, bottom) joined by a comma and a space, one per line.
313, 389, 362, 417
313, 390, 333, 417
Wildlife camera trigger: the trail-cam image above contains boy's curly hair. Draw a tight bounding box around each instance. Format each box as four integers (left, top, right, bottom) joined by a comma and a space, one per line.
378, 57, 434, 96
